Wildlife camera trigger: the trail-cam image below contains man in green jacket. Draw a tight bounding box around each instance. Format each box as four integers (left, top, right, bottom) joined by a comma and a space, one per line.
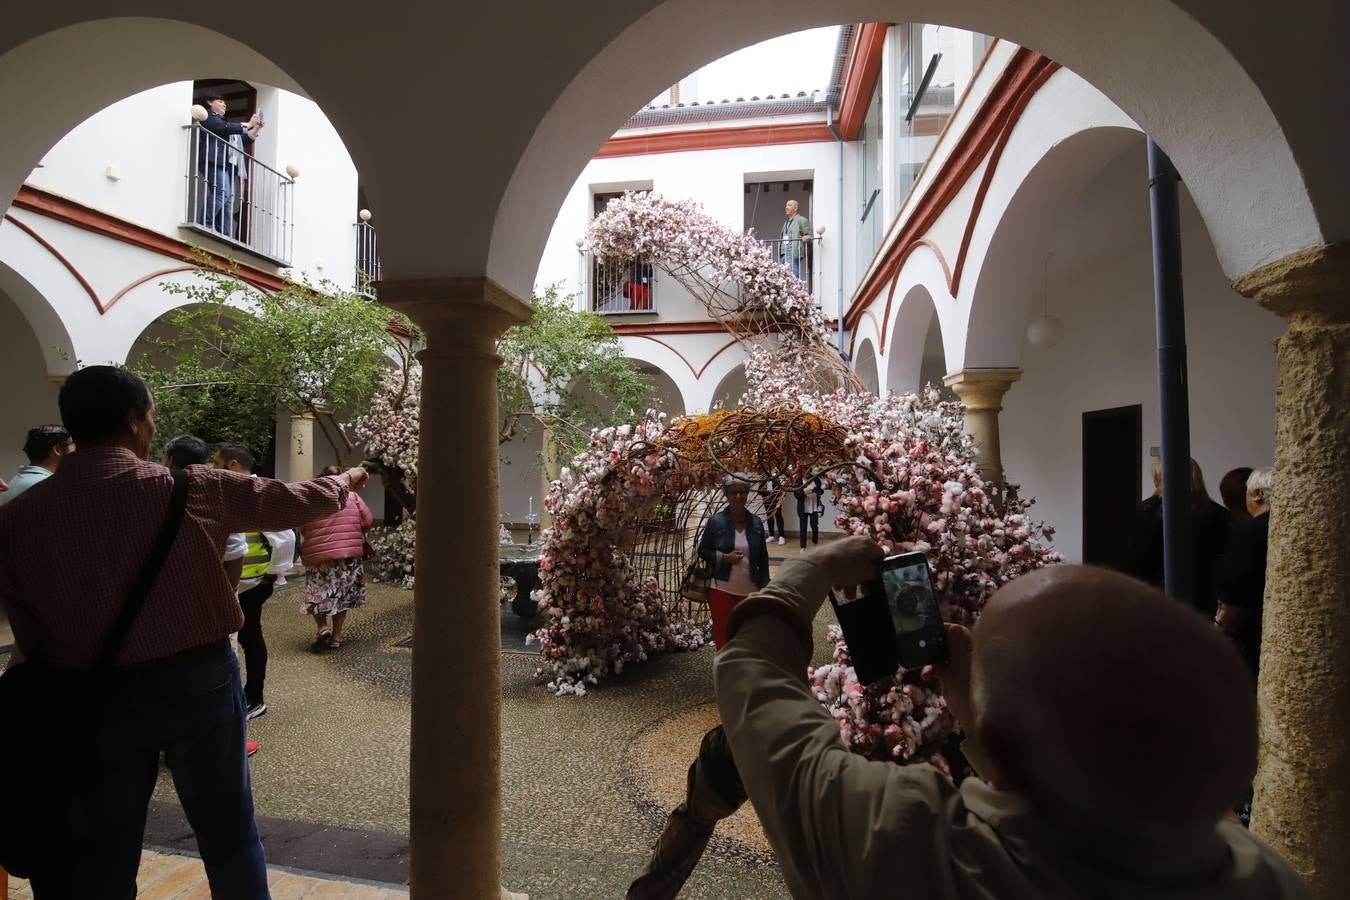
631, 538, 1307, 899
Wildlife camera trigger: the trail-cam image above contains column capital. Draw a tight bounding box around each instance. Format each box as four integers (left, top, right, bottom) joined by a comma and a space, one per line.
943, 368, 1022, 411
377, 276, 533, 338
1232, 241, 1350, 323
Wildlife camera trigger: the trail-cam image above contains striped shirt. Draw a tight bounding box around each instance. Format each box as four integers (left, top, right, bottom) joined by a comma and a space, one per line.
0, 446, 348, 667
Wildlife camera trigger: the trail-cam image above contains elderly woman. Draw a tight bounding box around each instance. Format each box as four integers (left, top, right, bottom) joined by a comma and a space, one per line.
301, 464, 373, 651
697, 474, 771, 649
1216, 467, 1272, 680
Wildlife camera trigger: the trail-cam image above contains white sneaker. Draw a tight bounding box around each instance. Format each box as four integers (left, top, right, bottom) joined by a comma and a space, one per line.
247, 702, 268, 720
777, 536, 785, 545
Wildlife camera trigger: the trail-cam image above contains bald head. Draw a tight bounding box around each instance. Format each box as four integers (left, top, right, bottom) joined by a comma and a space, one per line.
970, 565, 1255, 831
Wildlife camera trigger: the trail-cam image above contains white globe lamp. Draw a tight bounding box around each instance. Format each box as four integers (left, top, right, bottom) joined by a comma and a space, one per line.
190, 104, 209, 123
359, 208, 373, 222
285, 164, 301, 179
1026, 314, 1064, 349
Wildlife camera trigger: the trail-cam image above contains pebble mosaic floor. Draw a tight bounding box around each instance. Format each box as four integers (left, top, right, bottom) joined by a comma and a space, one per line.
2, 537, 844, 899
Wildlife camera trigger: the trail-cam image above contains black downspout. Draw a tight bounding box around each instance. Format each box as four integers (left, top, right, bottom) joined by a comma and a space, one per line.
1147, 139, 1194, 604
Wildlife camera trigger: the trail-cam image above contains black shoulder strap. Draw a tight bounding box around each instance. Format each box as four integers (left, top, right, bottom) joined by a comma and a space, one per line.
96, 468, 190, 669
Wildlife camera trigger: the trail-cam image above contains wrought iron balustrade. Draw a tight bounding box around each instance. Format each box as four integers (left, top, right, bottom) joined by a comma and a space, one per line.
586, 253, 656, 314
183, 123, 294, 266
758, 235, 823, 306
354, 220, 381, 297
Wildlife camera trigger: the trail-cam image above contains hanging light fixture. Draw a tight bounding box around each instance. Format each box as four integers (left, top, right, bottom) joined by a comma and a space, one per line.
1026, 253, 1064, 349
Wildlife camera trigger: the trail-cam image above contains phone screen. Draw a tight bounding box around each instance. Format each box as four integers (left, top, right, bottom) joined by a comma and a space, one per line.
878, 553, 946, 668
830, 551, 946, 683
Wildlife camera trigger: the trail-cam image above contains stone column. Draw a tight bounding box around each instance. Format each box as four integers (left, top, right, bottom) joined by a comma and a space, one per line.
1233, 243, 1350, 899
942, 368, 1022, 486
378, 277, 532, 900
288, 412, 316, 482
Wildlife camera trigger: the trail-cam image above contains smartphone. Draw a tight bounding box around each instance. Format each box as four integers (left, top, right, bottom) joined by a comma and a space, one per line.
878, 552, 947, 669
829, 551, 946, 684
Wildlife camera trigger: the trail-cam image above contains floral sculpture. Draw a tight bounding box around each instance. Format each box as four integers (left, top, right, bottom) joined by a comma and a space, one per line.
529, 413, 706, 695
585, 191, 850, 393
529, 406, 849, 694
534, 193, 1061, 763
804, 385, 1059, 767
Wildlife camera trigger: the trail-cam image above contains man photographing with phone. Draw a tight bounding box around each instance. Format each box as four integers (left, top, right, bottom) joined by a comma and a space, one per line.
631, 536, 1306, 899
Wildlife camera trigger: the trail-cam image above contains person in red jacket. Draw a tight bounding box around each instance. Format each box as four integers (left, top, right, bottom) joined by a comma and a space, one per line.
301, 464, 373, 651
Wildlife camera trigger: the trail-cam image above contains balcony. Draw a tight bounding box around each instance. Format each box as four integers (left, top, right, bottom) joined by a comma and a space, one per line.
586, 254, 656, 315
758, 236, 823, 306
182, 123, 295, 267
354, 217, 381, 297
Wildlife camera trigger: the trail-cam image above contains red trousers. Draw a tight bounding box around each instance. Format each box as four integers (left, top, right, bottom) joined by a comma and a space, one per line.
708, 588, 747, 649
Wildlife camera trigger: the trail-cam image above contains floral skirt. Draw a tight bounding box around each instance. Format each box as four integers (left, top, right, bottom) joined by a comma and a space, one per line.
303, 557, 366, 617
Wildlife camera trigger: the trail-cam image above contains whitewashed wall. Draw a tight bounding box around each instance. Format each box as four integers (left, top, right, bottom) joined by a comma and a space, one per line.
25, 82, 357, 289
534, 133, 845, 323
1000, 164, 1283, 562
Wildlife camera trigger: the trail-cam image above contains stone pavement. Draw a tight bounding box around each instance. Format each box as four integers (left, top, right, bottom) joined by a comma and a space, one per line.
5, 848, 408, 898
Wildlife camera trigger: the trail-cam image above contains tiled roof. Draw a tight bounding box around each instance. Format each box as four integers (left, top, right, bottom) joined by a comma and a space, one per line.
619, 24, 853, 130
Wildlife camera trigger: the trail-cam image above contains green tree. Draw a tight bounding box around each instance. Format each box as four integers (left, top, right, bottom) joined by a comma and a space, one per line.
497, 284, 654, 463
130, 258, 416, 471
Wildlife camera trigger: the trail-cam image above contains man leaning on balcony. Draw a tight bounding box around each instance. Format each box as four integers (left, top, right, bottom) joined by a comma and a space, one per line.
198, 94, 260, 236
780, 199, 812, 279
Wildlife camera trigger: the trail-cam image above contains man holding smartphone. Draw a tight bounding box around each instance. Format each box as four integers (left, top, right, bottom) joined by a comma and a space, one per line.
632, 537, 1307, 899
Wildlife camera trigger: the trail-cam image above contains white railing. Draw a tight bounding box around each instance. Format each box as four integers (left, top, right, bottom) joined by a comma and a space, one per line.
183, 123, 295, 266
586, 253, 656, 315
354, 220, 381, 297
759, 236, 823, 306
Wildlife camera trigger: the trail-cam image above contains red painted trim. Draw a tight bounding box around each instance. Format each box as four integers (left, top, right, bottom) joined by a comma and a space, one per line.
610, 320, 728, 336
837, 23, 889, 141
627, 334, 742, 382
948, 60, 1059, 293
11, 185, 287, 294
596, 121, 833, 158
104, 265, 197, 313
3, 212, 103, 312
847, 309, 883, 358
877, 271, 902, 351
875, 238, 953, 350
845, 49, 1060, 330
611, 318, 839, 337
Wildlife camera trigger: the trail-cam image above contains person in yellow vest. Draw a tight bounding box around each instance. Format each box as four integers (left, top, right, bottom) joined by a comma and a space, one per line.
215, 443, 297, 720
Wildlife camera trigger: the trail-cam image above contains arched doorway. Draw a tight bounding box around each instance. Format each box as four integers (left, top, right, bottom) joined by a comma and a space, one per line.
853, 338, 880, 395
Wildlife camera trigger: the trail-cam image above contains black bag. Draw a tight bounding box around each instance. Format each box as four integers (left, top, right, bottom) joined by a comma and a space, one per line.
681, 556, 713, 605
0, 468, 189, 878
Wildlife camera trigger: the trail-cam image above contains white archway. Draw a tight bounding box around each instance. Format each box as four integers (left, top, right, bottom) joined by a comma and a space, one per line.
0, 7, 1337, 291
0, 251, 80, 376
709, 363, 749, 411
884, 283, 946, 396
853, 338, 879, 395
956, 72, 1141, 369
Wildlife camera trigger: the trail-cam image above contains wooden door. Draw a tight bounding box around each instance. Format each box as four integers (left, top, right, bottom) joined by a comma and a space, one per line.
1082, 404, 1142, 567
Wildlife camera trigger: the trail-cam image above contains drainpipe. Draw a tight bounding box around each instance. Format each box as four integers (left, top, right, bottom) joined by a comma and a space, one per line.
828, 106, 846, 363
1147, 138, 1194, 605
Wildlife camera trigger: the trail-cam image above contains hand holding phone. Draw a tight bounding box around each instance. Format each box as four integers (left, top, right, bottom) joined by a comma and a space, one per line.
829, 551, 948, 684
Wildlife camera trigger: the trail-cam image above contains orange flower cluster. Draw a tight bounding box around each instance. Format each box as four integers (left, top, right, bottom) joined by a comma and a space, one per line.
652, 406, 849, 480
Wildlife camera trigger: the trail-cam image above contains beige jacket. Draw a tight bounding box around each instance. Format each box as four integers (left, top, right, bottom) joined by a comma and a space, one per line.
714, 559, 1308, 900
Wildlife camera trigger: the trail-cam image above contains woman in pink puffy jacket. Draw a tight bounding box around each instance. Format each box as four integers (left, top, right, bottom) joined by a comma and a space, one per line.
302, 464, 373, 651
